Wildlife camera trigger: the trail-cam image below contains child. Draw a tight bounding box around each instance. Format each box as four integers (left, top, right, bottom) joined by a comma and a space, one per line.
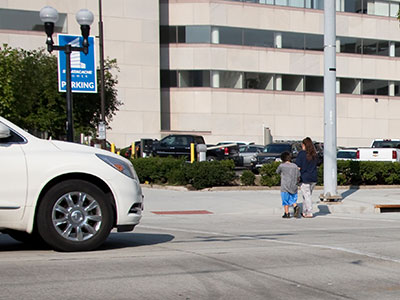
276, 151, 300, 218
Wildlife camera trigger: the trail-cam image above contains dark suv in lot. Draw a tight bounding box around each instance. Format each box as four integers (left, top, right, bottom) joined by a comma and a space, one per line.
152, 134, 241, 165
250, 141, 303, 172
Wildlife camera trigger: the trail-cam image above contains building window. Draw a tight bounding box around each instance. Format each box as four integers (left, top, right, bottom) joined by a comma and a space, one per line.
177, 26, 186, 43
394, 81, 400, 96
243, 28, 274, 47
362, 79, 388, 95
282, 32, 305, 50
218, 26, 243, 45
215, 71, 243, 88
288, 0, 305, 7
185, 26, 211, 43
363, 39, 389, 56
244, 72, 274, 89
0, 8, 67, 32
305, 34, 324, 51
340, 78, 361, 94
305, 76, 323, 92
179, 71, 210, 87
282, 75, 304, 91
338, 36, 362, 54
306, 0, 324, 9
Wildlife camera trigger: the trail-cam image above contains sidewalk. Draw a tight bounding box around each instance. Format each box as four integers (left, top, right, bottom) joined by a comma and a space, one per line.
141, 184, 400, 216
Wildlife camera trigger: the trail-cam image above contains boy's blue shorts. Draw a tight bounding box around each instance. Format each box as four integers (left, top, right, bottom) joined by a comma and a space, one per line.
281, 192, 298, 206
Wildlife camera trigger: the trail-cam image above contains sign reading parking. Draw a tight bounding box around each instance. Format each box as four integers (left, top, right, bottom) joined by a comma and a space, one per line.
57, 34, 97, 93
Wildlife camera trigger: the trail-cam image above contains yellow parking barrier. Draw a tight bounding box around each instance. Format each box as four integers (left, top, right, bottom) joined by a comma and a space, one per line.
111, 143, 116, 153
190, 143, 195, 163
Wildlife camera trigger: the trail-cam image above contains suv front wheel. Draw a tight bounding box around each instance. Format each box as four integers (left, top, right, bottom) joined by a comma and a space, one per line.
37, 179, 114, 252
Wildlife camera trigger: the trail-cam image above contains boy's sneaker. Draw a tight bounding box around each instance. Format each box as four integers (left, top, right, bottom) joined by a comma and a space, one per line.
282, 213, 291, 219
294, 206, 300, 218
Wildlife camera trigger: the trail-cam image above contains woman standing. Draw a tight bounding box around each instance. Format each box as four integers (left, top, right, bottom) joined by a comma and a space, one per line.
296, 137, 318, 218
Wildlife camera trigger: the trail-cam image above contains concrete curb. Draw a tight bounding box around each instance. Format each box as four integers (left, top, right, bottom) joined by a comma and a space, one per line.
141, 184, 400, 192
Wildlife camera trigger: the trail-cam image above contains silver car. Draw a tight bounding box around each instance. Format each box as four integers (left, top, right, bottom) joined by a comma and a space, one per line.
239, 144, 264, 167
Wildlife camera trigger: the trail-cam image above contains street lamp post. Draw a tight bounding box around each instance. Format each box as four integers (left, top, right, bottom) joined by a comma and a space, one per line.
40, 6, 94, 142
98, 0, 107, 149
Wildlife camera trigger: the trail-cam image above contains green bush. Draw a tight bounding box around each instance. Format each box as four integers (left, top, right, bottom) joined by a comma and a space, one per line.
240, 170, 256, 186
184, 159, 236, 190
259, 162, 281, 187
131, 157, 235, 189
320, 161, 400, 186
131, 157, 400, 189
131, 156, 186, 184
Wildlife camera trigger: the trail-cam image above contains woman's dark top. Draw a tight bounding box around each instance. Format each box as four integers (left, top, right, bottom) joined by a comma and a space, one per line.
295, 150, 318, 183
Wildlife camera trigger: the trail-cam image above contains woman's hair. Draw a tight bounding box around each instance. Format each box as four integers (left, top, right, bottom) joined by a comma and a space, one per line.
302, 137, 317, 161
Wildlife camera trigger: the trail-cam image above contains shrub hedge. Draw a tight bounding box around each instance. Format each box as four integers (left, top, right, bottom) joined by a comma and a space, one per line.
130, 157, 400, 188
131, 157, 236, 190
240, 170, 256, 186
259, 160, 400, 187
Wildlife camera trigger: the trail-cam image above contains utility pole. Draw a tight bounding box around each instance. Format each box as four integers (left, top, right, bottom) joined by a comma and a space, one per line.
322, 0, 341, 201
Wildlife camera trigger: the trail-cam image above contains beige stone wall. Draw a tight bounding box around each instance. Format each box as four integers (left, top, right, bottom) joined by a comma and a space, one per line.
160, 0, 400, 147
165, 89, 400, 147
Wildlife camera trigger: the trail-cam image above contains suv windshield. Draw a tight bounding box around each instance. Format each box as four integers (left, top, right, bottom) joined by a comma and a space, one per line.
263, 144, 291, 153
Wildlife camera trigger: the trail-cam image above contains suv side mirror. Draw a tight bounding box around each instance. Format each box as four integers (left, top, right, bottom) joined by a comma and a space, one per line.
0, 123, 11, 139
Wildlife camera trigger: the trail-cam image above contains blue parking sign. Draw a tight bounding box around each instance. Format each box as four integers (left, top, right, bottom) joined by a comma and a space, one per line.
57, 34, 97, 93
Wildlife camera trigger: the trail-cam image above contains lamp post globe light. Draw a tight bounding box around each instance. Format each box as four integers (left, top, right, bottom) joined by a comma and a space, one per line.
40, 6, 94, 142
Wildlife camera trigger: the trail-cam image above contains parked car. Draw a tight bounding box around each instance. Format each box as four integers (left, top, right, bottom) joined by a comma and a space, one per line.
152, 134, 241, 165
337, 148, 358, 161
217, 141, 255, 146
239, 144, 264, 167
251, 141, 303, 172
357, 139, 400, 162
0, 117, 143, 252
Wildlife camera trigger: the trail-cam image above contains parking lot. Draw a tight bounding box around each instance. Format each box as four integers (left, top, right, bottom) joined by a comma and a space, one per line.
2, 187, 400, 299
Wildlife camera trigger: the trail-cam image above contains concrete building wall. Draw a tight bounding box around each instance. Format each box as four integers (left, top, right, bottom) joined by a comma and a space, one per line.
160, 0, 400, 147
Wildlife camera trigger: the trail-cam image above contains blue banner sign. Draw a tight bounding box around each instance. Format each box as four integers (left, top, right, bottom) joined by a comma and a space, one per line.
57, 34, 97, 93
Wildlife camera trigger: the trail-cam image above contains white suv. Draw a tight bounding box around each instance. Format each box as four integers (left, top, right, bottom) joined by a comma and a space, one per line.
0, 117, 143, 252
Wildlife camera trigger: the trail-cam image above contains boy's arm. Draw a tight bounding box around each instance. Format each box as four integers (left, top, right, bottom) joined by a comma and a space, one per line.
276, 164, 281, 174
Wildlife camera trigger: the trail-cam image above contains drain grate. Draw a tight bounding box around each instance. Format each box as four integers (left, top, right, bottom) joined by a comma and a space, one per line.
375, 204, 400, 213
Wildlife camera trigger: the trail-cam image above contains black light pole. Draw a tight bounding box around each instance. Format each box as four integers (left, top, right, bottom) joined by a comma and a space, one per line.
40, 6, 94, 142
98, 0, 106, 149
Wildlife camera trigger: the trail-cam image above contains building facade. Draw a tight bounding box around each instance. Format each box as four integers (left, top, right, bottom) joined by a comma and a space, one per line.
160, 0, 400, 147
1, 0, 400, 147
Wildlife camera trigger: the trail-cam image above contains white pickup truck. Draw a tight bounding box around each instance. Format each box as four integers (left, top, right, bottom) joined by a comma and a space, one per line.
356, 139, 400, 162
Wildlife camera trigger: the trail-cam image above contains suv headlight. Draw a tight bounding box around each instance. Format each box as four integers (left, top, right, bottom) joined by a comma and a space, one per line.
96, 154, 137, 179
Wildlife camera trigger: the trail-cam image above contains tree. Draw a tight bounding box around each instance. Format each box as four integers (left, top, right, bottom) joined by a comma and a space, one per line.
0, 44, 121, 139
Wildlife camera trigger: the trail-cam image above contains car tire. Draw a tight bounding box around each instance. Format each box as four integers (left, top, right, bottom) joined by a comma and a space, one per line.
206, 156, 216, 162
37, 179, 114, 252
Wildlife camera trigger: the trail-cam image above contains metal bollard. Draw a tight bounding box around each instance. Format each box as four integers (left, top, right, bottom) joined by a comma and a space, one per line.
111, 143, 115, 153
190, 143, 195, 163
196, 144, 207, 162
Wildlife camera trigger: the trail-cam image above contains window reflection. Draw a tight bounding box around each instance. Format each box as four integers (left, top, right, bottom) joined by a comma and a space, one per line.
282, 32, 305, 50
243, 29, 274, 47
219, 27, 243, 45
160, 25, 400, 58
